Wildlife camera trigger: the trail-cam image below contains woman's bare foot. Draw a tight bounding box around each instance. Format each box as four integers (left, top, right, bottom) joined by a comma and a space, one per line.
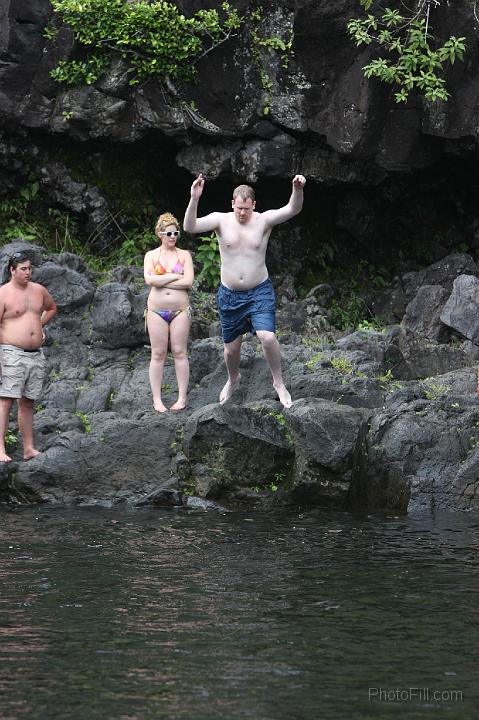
273, 383, 292, 408
170, 399, 186, 411
0, 451, 12, 462
153, 398, 168, 413
219, 374, 241, 404
24, 448, 41, 461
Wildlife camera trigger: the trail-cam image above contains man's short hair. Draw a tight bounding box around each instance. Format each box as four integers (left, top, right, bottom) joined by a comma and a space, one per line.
233, 184, 255, 202
8, 251, 31, 270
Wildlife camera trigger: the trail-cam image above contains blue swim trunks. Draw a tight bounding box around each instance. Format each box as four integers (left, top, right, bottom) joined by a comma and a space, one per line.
217, 277, 276, 344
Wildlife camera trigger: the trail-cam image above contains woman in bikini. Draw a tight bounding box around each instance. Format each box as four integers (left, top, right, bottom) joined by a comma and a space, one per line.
144, 213, 194, 412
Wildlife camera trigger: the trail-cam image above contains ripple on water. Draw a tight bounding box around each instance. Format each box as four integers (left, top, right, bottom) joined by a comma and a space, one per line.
0, 506, 478, 720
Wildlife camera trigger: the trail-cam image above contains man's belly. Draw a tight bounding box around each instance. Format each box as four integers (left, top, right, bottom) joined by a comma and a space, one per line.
220, 266, 268, 291
0, 319, 43, 350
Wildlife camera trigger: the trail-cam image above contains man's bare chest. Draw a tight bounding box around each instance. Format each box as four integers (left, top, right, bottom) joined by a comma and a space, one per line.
3, 291, 43, 319
220, 227, 268, 253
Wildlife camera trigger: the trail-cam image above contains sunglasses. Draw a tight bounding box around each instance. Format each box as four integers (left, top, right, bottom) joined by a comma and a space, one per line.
160, 231, 180, 237
8, 252, 30, 267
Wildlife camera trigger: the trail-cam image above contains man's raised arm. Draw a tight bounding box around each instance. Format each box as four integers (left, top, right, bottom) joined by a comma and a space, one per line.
183, 174, 221, 235
262, 174, 306, 228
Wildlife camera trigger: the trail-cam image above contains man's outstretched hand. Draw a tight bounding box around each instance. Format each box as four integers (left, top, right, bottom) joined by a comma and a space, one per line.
292, 174, 306, 189
190, 173, 205, 199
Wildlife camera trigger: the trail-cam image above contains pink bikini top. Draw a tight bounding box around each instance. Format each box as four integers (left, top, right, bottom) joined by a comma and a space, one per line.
153, 250, 184, 275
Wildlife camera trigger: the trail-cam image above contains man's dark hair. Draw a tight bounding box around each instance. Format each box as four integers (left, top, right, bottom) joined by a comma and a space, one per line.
8, 251, 31, 270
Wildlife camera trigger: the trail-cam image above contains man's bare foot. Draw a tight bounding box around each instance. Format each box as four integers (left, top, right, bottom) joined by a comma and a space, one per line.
170, 399, 186, 412
0, 451, 12, 462
24, 448, 41, 461
273, 383, 292, 409
219, 374, 241, 404
153, 398, 168, 413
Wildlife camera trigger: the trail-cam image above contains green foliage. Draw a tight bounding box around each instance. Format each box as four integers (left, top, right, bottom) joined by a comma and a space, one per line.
272, 471, 286, 491
347, 1, 466, 102
51, 55, 109, 87
192, 289, 219, 324
195, 233, 221, 290
422, 379, 450, 400
330, 357, 354, 375
50, 0, 242, 87
249, 473, 284, 494
43, 23, 58, 41
305, 351, 323, 372
75, 411, 92, 433
376, 368, 402, 391
5, 431, 17, 449
0, 174, 161, 277
113, 229, 155, 266
0, 180, 108, 269
249, 6, 294, 115
249, 7, 294, 68
329, 293, 368, 331
296, 240, 339, 297
357, 317, 384, 332
0, 182, 41, 242
329, 261, 388, 331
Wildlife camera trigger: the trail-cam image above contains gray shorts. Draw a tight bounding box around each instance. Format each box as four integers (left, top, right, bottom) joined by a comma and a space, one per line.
0, 344, 46, 400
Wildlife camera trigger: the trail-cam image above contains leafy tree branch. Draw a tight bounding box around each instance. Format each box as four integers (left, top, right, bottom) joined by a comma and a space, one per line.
49, 0, 242, 87
347, 0, 466, 102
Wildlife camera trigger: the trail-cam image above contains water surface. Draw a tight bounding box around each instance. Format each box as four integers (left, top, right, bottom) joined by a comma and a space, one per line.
1, 505, 478, 719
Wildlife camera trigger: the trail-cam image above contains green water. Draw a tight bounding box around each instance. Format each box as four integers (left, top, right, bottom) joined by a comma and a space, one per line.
0, 506, 478, 719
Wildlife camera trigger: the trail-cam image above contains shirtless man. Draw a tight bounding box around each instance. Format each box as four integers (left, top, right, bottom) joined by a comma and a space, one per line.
0, 252, 57, 462
184, 173, 306, 408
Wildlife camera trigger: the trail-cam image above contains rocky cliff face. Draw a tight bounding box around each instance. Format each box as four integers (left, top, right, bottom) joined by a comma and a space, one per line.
3, 1, 479, 172
2, 3, 479, 513
1, 1, 479, 269
1, 240, 479, 513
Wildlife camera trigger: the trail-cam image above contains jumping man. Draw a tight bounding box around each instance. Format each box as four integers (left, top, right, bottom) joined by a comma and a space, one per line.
183, 173, 306, 408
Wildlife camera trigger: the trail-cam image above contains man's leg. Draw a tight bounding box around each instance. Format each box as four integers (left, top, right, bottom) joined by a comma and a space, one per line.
256, 330, 292, 408
0, 397, 14, 462
220, 335, 243, 404
18, 396, 40, 460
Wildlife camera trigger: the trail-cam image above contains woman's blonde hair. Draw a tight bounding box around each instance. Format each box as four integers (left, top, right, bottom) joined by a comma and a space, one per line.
155, 212, 180, 235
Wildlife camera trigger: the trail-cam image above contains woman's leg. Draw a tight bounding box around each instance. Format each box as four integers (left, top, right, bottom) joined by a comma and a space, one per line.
169, 310, 191, 410
147, 311, 170, 413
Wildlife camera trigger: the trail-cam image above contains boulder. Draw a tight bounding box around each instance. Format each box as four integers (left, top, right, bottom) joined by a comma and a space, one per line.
402, 285, 450, 342
440, 274, 479, 344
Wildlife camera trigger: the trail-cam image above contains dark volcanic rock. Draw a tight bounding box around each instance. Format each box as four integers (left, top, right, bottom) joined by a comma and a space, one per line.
440, 274, 479, 345
2, 240, 479, 513
1, 1, 479, 172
